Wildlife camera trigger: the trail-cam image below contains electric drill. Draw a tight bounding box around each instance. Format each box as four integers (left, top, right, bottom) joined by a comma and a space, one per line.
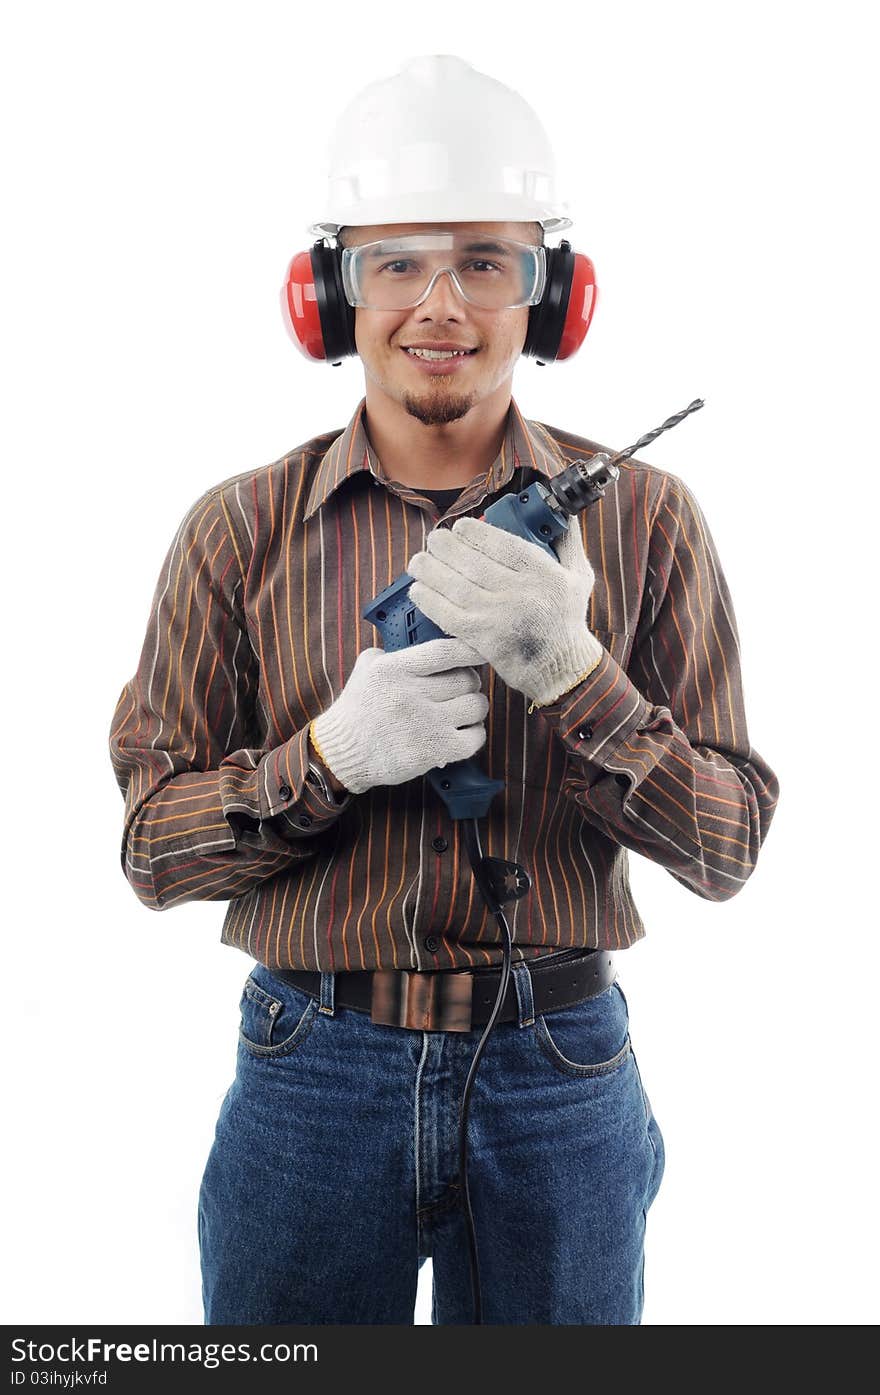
363, 451, 620, 819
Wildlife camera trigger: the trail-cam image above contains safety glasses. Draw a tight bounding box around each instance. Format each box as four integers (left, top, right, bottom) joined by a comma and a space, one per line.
340, 232, 547, 311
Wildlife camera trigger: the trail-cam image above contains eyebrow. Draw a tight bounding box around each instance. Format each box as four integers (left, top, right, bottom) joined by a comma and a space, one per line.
460, 241, 512, 256
363, 239, 515, 259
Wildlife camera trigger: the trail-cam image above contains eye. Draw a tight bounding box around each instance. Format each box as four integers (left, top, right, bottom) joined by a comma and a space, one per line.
466, 260, 503, 274
378, 259, 417, 274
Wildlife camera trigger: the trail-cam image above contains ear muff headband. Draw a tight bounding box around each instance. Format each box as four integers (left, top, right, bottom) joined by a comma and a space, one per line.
281, 237, 595, 365
311, 242, 356, 362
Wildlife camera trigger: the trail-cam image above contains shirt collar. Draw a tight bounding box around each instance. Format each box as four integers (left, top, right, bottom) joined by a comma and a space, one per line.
304, 395, 571, 522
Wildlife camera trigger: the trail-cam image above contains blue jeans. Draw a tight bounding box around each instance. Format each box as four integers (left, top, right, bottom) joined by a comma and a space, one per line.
198, 959, 665, 1325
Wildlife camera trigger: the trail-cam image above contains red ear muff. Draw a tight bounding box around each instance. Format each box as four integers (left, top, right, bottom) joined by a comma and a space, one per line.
554, 251, 597, 360
280, 241, 357, 364
281, 249, 325, 361
523, 241, 597, 364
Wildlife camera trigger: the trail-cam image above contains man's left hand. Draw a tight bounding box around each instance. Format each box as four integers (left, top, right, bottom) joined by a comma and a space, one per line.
407, 515, 604, 707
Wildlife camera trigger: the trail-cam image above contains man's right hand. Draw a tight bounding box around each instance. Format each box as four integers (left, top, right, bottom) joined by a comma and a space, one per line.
309, 637, 489, 796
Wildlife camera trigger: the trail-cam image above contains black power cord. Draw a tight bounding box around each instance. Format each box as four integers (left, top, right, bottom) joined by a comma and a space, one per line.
457, 817, 527, 1326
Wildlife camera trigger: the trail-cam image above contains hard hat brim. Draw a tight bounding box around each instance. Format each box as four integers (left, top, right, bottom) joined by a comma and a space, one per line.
309, 197, 572, 240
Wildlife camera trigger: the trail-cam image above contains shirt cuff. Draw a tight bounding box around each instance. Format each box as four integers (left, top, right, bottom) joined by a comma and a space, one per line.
256, 725, 353, 831
530, 642, 651, 771
305, 760, 351, 808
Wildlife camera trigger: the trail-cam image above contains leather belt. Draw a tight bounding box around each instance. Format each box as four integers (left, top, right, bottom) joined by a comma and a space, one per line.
269, 947, 616, 1032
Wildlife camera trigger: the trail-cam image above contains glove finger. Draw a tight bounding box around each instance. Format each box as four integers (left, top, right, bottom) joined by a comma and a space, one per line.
391, 634, 484, 674
416, 525, 513, 590
416, 666, 483, 702
443, 691, 490, 727
453, 721, 488, 762
408, 580, 478, 648
450, 515, 554, 573
435, 725, 488, 770
441, 667, 484, 695
410, 552, 490, 612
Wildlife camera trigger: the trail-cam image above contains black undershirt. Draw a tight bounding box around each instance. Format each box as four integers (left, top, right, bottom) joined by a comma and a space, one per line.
417, 485, 465, 515
415, 464, 539, 518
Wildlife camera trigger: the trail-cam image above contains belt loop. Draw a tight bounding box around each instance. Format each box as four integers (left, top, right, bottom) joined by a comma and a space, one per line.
511, 960, 535, 1028
318, 971, 335, 1016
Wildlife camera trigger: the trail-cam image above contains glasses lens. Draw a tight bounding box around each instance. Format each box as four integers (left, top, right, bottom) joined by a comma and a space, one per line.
343, 234, 544, 310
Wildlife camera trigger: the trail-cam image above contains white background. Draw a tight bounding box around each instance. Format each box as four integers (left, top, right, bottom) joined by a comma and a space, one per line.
2, 0, 876, 1327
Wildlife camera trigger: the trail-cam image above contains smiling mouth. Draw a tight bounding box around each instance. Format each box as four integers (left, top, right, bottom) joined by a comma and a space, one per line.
401, 346, 479, 360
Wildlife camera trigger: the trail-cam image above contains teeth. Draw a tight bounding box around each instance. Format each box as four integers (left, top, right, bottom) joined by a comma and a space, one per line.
406, 347, 472, 359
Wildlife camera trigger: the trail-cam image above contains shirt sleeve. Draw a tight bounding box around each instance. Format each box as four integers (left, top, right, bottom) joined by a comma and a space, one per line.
533, 474, 780, 901
109, 487, 353, 912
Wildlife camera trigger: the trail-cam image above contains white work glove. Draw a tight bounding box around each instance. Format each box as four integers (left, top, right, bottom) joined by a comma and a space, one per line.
407, 515, 604, 709
310, 637, 490, 795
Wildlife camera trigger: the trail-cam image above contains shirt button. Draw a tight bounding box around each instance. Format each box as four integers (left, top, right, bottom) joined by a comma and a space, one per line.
298, 815, 312, 827
432, 836, 448, 853
278, 783, 292, 801
424, 935, 440, 953
578, 726, 593, 741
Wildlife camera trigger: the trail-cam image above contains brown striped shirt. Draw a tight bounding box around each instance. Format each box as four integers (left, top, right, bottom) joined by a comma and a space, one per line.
108, 395, 779, 971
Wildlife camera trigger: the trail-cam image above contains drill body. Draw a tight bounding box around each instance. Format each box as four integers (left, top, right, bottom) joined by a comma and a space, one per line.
362, 456, 616, 819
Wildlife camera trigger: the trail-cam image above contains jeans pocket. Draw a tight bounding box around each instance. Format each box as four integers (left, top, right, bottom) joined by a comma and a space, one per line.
534, 979, 632, 1078
238, 967, 319, 1059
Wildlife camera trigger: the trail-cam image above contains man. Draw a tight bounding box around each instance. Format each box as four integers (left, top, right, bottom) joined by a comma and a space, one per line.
109, 56, 778, 1325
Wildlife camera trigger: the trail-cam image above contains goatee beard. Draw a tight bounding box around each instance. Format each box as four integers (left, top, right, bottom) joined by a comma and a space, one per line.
401, 389, 476, 427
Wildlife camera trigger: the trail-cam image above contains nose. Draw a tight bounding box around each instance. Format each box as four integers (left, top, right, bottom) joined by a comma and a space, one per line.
413, 267, 467, 319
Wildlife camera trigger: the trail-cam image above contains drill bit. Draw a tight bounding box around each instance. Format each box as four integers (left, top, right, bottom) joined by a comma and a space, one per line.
609, 398, 704, 465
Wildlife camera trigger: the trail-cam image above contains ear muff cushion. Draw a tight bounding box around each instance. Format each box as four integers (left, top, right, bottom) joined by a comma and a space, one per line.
311, 243, 357, 363
524, 243, 597, 362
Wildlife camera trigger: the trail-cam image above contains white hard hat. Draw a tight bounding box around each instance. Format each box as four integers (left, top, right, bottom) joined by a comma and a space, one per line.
308, 55, 572, 238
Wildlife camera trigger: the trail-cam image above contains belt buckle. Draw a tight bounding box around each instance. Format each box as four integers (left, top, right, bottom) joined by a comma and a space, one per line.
370, 969, 474, 1032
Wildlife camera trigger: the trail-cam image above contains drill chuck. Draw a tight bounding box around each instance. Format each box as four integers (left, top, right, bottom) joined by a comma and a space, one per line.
546, 452, 620, 517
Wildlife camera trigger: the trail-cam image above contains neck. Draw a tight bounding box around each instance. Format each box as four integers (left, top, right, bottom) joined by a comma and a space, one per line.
362, 378, 513, 489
